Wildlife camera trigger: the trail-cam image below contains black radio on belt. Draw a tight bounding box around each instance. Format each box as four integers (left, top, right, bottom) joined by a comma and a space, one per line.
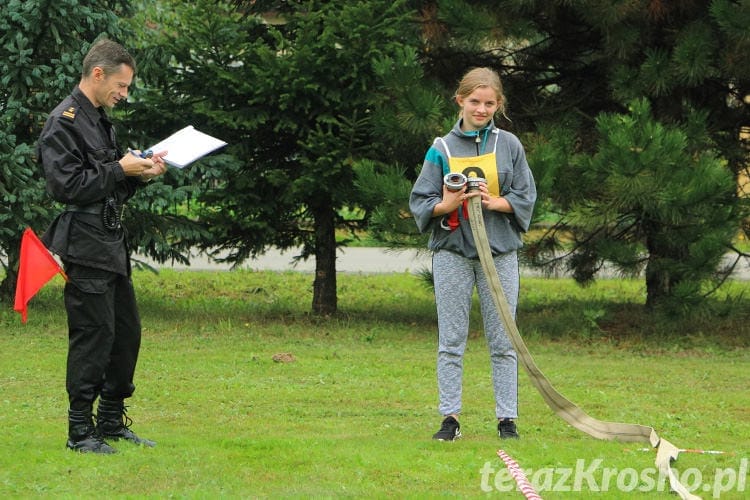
102, 196, 122, 230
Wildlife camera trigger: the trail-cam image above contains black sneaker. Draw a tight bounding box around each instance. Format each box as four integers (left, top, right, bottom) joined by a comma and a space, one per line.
498, 418, 520, 439
433, 416, 461, 441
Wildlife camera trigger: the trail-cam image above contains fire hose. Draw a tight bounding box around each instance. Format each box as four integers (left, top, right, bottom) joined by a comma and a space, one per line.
465, 193, 700, 500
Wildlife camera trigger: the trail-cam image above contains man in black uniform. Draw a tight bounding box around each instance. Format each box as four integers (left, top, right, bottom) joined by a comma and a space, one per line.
38, 39, 167, 454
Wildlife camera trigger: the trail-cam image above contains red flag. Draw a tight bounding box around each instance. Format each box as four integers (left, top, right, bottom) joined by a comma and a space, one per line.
13, 227, 67, 323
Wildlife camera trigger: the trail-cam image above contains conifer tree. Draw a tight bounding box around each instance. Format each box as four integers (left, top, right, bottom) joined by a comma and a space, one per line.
0, 1, 131, 300
408, 0, 750, 309
129, 0, 424, 314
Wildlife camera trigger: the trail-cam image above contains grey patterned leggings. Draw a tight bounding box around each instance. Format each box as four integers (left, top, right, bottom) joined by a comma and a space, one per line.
432, 249, 519, 419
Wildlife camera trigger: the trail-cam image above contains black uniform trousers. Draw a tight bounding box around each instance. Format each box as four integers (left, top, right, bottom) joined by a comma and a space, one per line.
64, 263, 141, 411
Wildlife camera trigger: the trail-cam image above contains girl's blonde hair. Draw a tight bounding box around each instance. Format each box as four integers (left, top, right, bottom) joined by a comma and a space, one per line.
455, 67, 508, 120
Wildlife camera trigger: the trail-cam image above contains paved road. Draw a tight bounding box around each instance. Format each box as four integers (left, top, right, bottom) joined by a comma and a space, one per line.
139, 247, 431, 273
138, 247, 750, 280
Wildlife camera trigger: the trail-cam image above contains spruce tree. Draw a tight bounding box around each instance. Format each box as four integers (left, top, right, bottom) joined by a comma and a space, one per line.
408, 0, 750, 310
0, 0, 132, 300
128, 0, 424, 314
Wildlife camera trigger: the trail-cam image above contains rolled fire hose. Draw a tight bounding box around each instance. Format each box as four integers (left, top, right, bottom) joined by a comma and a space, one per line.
465, 194, 700, 500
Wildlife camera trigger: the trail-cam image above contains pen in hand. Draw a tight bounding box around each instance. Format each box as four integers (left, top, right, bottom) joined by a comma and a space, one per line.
128, 148, 153, 159
123, 148, 166, 181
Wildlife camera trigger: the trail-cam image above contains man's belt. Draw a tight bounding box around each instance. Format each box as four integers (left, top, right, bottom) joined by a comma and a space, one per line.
66, 198, 123, 230
65, 203, 102, 215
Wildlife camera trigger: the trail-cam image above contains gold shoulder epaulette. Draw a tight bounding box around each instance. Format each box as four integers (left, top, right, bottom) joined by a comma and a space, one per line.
61, 106, 77, 121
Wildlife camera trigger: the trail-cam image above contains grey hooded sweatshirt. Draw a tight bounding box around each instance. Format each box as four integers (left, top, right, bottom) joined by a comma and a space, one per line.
409, 119, 536, 259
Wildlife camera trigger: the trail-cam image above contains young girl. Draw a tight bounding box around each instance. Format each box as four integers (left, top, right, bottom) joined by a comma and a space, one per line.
409, 67, 536, 440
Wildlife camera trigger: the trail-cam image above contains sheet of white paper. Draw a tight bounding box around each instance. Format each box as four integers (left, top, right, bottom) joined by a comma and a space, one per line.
148, 125, 227, 168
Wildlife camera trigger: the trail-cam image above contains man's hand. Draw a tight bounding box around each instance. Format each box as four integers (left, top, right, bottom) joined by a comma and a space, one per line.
139, 150, 168, 181
119, 150, 168, 181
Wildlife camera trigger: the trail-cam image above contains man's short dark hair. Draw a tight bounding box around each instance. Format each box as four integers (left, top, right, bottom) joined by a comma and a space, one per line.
81, 38, 136, 77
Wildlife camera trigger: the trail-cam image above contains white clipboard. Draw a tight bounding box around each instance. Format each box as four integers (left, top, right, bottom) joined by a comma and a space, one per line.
148, 126, 227, 168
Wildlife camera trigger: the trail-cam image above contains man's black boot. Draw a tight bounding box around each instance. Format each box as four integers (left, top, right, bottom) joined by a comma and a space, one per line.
67, 408, 116, 454
96, 399, 156, 447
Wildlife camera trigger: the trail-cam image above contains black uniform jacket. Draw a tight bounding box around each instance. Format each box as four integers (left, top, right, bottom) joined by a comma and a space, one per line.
38, 87, 142, 276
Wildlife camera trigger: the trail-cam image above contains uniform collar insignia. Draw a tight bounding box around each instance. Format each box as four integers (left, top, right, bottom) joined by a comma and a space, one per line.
61, 106, 76, 120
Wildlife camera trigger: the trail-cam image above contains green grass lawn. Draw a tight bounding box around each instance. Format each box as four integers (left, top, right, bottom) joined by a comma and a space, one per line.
1, 270, 748, 498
